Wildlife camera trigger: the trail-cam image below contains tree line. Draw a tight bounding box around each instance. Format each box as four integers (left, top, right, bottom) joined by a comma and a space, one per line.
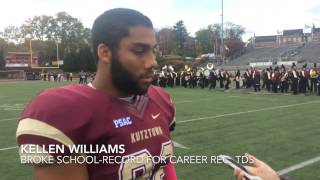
0, 12, 246, 71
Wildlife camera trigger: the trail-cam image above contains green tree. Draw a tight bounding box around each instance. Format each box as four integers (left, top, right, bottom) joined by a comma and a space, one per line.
195, 22, 245, 57
224, 22, 245, 40
195, 24, 222, 55
224, 38, 245, 59
0, 26, 24, 44
63, 51, 78, 72
20, 12, 90, 63
77, 45, 96, 72
54, 12, 89, 54
156, 28, 175, 55
32, 40, 57, 66
0, 49, 4, 70
184, 36, 196, 57
195, 28, 214, 54
173, 20, 189, 56
21, 15, 57, 41
62, 45, 95, 72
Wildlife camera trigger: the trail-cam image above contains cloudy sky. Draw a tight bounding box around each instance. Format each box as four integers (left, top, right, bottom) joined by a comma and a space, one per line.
1, 0, 320, 41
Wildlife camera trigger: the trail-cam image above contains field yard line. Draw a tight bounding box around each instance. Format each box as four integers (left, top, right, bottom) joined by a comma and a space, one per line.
175, 96, 240, 104
175, 100, 193, 103
0, 117, 18, 122
172, 141, 190, 149
4, 108, 23, 111
177, 100, 320, 124
0, 146, 18, 151
277, 156, 320, 175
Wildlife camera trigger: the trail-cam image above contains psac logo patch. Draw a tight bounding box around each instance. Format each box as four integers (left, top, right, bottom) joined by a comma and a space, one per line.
113, 116, 133, 128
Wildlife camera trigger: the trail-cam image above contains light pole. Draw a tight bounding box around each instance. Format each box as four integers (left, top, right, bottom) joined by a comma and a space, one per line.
26, 34, 33, 67
56, 42, 59, 68
56, 38, 61, 68
194, 39, 197, 57
221, 0, 224, 64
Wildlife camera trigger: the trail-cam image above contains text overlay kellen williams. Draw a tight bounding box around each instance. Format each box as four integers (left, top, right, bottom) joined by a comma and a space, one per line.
19, 144, 252, 165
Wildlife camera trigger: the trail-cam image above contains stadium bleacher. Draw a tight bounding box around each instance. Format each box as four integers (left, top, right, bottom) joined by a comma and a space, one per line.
222, 42, 320, 69
225, 44, 302, 66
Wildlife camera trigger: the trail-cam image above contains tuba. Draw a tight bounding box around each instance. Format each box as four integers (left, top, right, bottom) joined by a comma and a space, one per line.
206, 63, 214, 70
167, 65, 174, 72
184, 64, 191, 73
204, 63, 214, 77
162, 65, 168, 71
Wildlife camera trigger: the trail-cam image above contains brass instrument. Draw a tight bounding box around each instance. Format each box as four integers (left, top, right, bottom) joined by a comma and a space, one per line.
281, 72, 288, 82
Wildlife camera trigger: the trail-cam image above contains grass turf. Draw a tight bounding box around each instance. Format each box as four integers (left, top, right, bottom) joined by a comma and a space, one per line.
0, 81, 319, 179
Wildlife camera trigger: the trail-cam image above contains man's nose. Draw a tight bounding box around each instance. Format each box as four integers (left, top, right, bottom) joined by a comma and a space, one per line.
144, 52, 157, 69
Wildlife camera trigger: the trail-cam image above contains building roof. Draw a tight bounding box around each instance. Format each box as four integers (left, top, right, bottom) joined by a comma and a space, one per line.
312, 28, 320, 33
283, 29, 303, 36
255, 35, 277, 43
305, 33, 312, 36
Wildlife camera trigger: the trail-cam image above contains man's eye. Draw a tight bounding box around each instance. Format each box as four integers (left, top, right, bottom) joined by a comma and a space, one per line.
134, 50, 145, 55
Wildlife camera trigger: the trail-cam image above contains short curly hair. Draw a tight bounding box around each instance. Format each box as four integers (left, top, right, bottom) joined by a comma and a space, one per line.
91, 8, 153, 62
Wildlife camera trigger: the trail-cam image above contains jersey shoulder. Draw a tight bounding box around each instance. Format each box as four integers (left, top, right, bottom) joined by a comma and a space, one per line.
147, 86, 176, 130
21, 84, 98, 121
17, 85, 111, 148
147, 85, 172, 104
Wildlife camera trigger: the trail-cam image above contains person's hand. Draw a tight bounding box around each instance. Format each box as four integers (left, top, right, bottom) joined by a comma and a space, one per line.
234, 153, 280, 180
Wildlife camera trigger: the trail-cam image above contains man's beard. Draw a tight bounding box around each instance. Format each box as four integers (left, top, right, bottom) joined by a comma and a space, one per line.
111, 56, 151, 95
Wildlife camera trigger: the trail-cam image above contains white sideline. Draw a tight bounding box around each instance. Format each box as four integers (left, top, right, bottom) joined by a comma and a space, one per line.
277, 156, 320, 175
0, 146, 17, 151
172, 141, 189, 149
177, 100, 320, 124
0, 117, 18, 122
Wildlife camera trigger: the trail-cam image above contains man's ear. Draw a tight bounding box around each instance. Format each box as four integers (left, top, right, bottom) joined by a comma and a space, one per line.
97, 43, 112, 64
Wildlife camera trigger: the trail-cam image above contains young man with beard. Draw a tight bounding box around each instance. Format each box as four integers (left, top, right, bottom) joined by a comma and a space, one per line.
16, 8, 177, 180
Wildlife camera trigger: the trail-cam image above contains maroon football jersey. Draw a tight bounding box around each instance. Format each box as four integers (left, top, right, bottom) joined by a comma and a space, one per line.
16, 84, 176, 180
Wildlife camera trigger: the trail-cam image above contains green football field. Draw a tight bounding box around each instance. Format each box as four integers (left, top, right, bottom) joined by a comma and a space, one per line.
0, 81, 319, 180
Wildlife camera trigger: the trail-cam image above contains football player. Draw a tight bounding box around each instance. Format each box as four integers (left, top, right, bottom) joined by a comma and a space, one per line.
16, 8, 177, 180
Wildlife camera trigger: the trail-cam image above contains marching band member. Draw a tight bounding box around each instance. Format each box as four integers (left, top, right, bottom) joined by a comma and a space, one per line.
266, 67, 272, 91
208, 68, 218, 90
310, 63, 318, 93
298, 64, 308, 93
261, 69, 267, 89
280, 69, 289, 93
234, 70, 241, 89
271, 66, 280, 93
224, 70, 231, 90
290, 64, 299, 95
219, 69, 224, 88
317, 68, 320, 95
245, 68, 252, 88
253, 68, 261, 92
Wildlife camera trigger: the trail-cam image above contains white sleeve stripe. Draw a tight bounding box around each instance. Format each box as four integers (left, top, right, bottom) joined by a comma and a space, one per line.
16, 118, 75, 146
